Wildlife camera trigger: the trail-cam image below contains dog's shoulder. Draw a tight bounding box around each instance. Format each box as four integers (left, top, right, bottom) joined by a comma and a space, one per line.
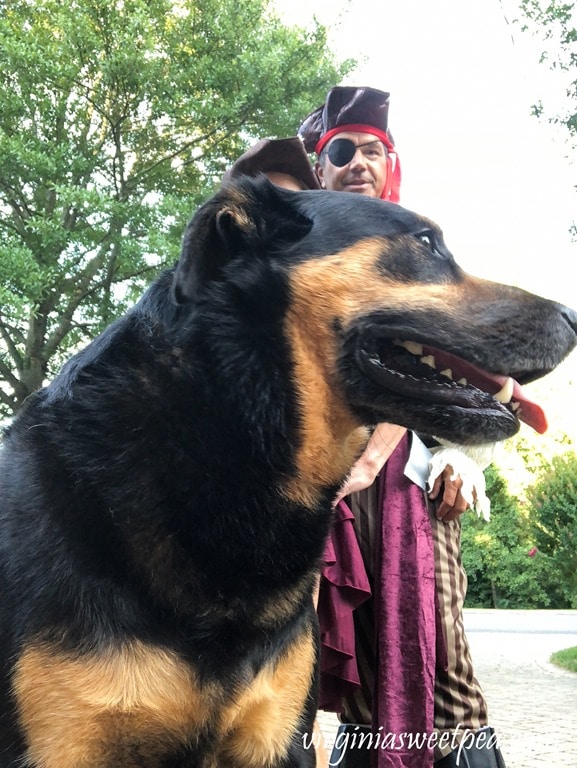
46, 267, 180, 402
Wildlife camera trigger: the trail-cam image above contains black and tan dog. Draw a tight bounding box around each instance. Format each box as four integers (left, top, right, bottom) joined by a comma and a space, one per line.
0, 176, 575, 767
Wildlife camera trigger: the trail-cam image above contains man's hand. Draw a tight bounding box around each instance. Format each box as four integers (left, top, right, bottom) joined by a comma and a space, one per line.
427, 445, 492, 522
333, 423, 406, 504
428, 464, 475, 521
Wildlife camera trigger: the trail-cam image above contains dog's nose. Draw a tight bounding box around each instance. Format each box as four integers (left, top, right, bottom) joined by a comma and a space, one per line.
561, 305, 577, 336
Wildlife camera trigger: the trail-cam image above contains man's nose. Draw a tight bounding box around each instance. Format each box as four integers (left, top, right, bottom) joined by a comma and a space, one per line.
348, 148, 367, 168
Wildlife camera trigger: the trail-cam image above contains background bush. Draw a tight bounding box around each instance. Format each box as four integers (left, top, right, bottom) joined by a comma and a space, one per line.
461, 464, 557, 608
528, 451, 577, 608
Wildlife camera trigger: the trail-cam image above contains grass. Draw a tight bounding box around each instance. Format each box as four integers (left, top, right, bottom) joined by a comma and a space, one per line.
550, 646, 577, 673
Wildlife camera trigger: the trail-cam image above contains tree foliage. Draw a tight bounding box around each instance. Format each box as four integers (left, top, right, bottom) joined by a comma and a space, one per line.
518, 1, 577, 149
527, 451, 577, 607
462, 439, 577, 609
0, 0, 349, 414
461, 464, 554, 608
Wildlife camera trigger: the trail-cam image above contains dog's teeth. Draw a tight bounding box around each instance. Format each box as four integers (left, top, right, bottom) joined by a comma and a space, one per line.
494, 377, 514, 404
458, 378, 468, 385
511, 401, 520, 412
440, 368, 453, 380
420, 355, 436, 368
400, 340, 423, 356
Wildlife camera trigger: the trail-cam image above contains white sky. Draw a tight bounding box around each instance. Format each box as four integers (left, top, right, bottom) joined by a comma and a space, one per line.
275, 0, 577, 440
275, 0, 576, 307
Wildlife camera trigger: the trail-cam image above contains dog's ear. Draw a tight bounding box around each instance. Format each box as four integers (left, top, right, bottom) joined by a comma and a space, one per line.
172, 176, 312, 304
172, 187, 256, 305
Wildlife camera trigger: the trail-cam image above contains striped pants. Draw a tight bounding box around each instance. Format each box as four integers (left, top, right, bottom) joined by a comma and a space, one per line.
341, 477, 488, 753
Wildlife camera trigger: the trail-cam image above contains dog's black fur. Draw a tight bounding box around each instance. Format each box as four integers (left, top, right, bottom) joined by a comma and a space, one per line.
0, 177, 575, 767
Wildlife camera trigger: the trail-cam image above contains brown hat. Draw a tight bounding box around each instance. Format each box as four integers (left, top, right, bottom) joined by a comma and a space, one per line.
297, 86, 400, 202
223, 137, 320, 190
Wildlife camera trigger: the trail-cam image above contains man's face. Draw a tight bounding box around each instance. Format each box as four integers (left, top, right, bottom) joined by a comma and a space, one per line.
316, 131, 388, 198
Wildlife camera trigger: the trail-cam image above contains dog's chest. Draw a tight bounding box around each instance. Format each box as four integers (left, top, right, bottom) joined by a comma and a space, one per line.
12, 630, 315, 767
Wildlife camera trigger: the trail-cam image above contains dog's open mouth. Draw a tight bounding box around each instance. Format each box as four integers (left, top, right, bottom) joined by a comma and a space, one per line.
357, 339, 547, 434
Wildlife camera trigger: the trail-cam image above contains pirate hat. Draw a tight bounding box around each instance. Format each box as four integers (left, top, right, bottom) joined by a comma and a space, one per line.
297, 86, 400, 202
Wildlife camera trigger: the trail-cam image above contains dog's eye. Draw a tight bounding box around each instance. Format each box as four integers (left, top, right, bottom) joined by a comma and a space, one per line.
416, 231, 435, 249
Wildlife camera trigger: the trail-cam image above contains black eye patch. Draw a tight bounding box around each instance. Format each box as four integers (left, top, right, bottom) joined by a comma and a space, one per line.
327, 138, 386, 167
327, 138, 357, 167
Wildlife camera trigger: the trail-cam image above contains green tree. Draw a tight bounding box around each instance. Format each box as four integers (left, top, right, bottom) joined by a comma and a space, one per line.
461, 464, 554, 608
528, 451, 577, 607
0, 0, 349, 415
517, 1, 577, 173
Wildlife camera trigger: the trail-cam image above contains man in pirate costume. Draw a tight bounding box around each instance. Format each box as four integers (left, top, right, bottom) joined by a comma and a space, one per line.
224, 94, 506, 767
297, 85, 507, 768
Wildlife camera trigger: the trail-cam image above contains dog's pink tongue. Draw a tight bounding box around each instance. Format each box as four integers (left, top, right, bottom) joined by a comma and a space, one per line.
423, 346, 548, 434
492, 375, 548, 434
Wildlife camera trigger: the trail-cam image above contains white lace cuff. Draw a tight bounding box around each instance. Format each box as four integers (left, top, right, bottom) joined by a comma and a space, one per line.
426, 443, 501, 522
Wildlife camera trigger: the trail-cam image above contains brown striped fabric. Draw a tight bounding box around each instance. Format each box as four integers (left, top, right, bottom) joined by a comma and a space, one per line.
430, 513, 488, 735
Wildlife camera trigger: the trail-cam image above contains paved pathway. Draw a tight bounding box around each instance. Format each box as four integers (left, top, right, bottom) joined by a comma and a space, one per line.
317, 609, 577, 767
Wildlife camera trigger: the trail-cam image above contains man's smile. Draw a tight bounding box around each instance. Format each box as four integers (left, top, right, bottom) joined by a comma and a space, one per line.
343, 177, 373, 191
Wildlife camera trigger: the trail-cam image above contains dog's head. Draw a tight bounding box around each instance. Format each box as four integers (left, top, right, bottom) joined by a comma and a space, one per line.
173, 176, 577, 448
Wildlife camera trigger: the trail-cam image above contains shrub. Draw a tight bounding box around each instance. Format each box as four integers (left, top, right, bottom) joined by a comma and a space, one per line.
527, 452, 577, 608
461, 465, 555, 608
